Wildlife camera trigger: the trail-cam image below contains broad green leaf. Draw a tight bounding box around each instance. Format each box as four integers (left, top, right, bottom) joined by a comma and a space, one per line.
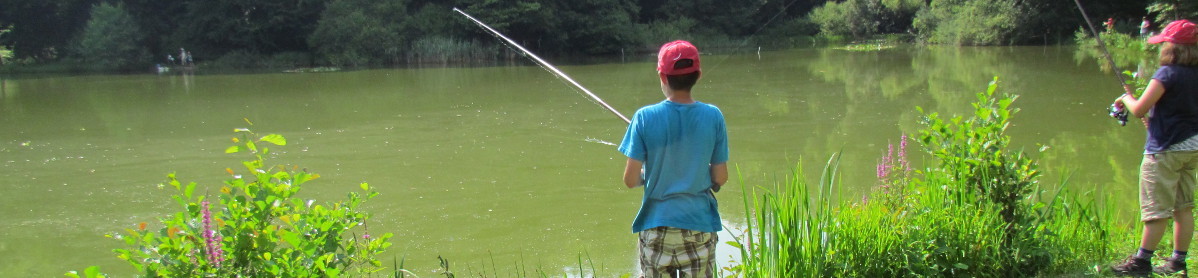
84, 265, 102, 278
282, 232, 302, 246
225, 146, 240, 153
260, 134, 287, 146
184, 182, 196, 199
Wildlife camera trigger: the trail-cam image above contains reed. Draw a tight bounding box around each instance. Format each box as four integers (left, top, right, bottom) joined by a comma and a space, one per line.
406, 36, 501, 66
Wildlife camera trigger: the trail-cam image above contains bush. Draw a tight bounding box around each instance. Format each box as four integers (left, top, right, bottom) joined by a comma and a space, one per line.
810, 0, 923, 41
810, 0, 882, 40
308, 0, 408, 67
912, 0, 1019, 45
82, 126, 392, 277
731, 77, 1126, 277
73, 3, 149, 70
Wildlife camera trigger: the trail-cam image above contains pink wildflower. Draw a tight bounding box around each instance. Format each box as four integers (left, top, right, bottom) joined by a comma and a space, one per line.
201, 200, 224, 268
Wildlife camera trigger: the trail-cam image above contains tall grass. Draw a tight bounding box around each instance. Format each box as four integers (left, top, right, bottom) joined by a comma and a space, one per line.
406, 37, 503, 66
733, 156, 840, 278
730, 77, 1131, 277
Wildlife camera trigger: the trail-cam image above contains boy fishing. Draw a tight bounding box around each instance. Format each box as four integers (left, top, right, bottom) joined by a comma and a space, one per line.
451, 16, 728, 276
618, 40, 729, 278
1110, 20, 1198, 276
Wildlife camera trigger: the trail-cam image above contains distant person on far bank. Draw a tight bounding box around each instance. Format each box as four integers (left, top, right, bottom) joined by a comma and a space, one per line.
1143, 17, 1152, 38
1110, 19, 1198, 277
618, 40, 729, 278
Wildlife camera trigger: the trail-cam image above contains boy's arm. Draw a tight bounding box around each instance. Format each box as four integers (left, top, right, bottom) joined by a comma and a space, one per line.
710, 163, 728, 191
623, 158, 644, 188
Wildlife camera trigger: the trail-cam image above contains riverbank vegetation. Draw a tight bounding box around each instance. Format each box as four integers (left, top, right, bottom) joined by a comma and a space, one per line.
71, 125, 394, 277
0, 0, 1186, 72
731, 78, 1135, 277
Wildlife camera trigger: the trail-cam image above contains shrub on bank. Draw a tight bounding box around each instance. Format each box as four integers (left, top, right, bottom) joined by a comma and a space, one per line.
731, 77, 1129, 277
73, 3, 150, 71
70, 124, 392, 277
913, 0, 1020, 45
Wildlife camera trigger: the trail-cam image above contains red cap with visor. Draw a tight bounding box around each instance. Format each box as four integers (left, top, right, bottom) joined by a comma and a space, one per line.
1148, 20, 1198, 45
657, 40, 701, 75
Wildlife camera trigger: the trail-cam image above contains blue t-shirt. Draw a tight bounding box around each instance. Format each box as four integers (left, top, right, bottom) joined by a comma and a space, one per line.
618, 100, 729, 233
1146, 65, 1198, 153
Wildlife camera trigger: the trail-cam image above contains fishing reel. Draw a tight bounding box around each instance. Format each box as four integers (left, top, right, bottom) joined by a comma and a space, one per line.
1109, 101, 1129, 126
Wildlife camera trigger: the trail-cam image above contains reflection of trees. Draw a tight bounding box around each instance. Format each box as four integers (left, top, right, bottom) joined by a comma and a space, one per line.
1039, 128, 1142, 219
804, 46, 1012, 117
771, 46, 1132, 200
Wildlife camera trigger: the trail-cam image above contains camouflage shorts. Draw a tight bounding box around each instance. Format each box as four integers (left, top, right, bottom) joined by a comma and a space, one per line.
637, 226, 716, 278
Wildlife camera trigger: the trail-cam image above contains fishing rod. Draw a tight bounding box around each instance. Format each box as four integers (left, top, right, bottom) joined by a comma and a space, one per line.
1072, 0, 1132, 125
452, 7, 631, 125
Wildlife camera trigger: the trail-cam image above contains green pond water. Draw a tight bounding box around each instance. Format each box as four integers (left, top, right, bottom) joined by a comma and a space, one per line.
0, 46, 1149, 276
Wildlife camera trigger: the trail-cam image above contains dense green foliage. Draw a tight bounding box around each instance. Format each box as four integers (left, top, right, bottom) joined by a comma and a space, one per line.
809, 0, 922, 40
308, 0, 409, 66
0, 0, 1179, 70
912, 0, 1019, 45
74, 126, 392, 277
74, 3, 148, 70
731, 78, 1130, 277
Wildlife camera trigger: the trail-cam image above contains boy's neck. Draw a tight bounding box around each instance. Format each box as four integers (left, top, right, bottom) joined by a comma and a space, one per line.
666, 90, 695, 104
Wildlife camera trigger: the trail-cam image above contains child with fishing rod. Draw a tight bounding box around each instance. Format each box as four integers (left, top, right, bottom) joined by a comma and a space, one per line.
618, 40, 729, 278
1110, 19, 1198, 277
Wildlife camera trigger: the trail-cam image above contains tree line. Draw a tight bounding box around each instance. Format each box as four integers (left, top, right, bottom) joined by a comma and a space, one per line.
0, 0, 1191, 70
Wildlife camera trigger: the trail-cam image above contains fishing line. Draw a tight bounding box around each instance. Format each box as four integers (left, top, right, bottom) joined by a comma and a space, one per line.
453, 7, 631, 125
1071, 0, 1133, 94
1071, 0, 1134, 126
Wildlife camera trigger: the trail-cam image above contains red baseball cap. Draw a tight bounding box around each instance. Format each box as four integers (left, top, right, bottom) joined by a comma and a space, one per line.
657, 40, 700, 75
1148, 20, 1198, 45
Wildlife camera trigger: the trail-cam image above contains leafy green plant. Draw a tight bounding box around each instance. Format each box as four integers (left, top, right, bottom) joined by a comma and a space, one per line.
918, 77, 1038, 225
729, 77, 1127, 277
104, 125, 392, 277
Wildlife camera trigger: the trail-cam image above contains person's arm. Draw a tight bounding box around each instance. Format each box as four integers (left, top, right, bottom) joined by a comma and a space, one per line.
623, 158, 644, 188
710, 163, 728, 191
1118, 79, 1166, 118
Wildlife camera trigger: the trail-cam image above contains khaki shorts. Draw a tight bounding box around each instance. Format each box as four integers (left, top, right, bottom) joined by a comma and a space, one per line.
637, 226, 716, 278
1140, 151, 1198, 221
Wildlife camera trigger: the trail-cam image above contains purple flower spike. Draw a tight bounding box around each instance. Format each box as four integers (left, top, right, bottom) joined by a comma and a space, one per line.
201, 201, 224, 268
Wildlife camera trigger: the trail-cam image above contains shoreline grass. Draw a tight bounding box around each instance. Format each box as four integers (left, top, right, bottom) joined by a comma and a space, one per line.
728, 77, 1134, 277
